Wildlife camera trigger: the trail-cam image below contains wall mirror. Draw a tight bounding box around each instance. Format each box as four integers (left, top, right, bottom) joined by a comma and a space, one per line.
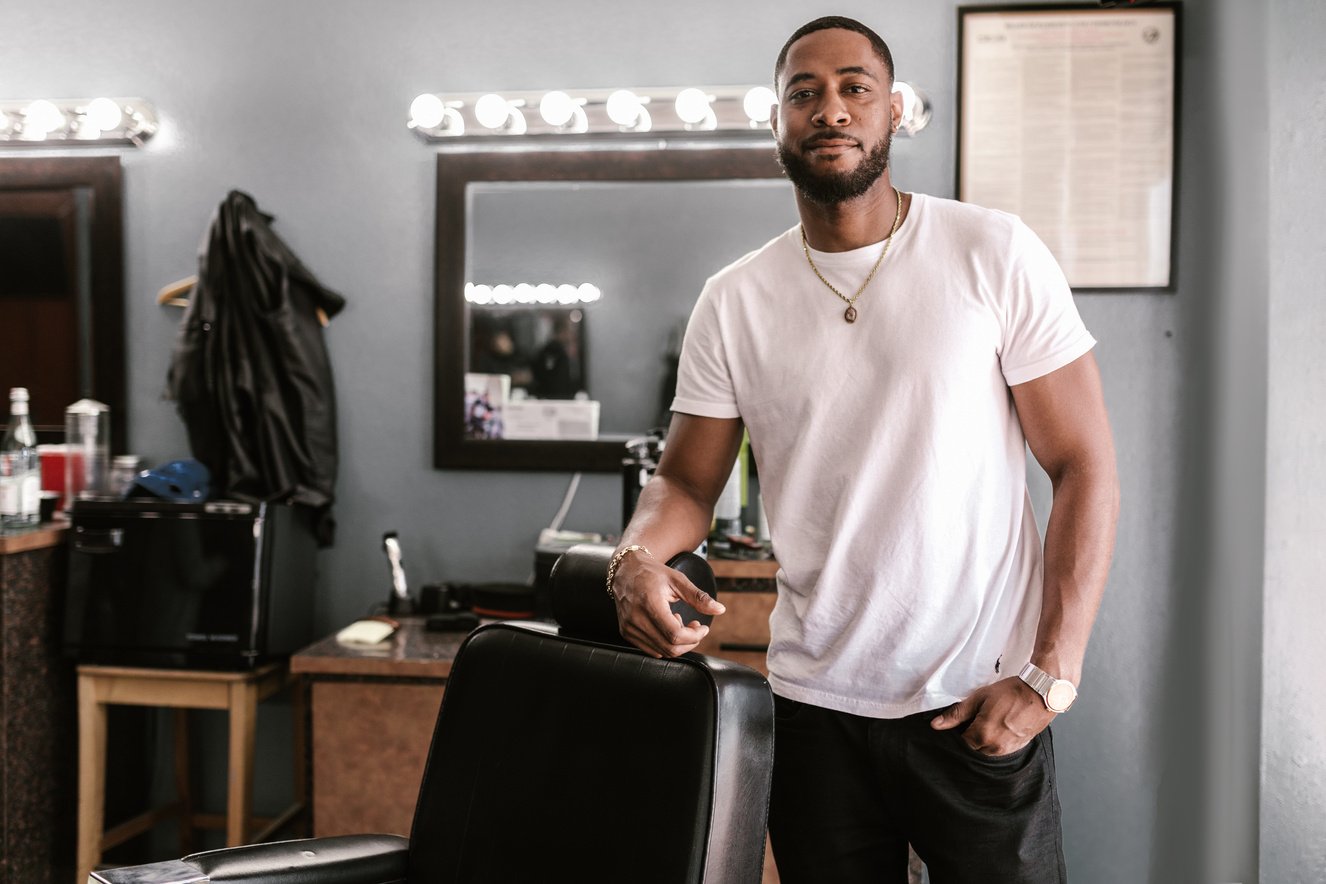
435, 146, 793, 471
0, 156, 125, 452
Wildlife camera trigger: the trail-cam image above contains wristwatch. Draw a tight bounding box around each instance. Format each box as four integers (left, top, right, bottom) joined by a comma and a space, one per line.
1018, 662, 1077, 713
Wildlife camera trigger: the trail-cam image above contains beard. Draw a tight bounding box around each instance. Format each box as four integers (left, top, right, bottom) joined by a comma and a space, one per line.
776, 130, 892, 206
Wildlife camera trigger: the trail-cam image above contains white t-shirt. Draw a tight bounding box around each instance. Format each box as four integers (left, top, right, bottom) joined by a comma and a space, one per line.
672, 193, 1096, 718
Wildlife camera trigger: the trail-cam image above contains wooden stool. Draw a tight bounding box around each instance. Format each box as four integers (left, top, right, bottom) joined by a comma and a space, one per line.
76, 662, 306, 883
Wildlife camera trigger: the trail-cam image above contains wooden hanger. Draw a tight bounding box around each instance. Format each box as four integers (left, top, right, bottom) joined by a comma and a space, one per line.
156, 275, 196, 307
156, 275, 330, 327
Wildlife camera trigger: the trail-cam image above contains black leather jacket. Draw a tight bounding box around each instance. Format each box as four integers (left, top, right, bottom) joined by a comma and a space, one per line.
166, 190, 345, 545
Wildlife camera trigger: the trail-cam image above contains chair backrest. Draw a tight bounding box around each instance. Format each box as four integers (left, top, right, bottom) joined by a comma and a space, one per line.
405, 548, 774, 884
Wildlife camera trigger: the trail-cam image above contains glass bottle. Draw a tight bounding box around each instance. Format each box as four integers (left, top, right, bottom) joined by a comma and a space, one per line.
711, 431, 749, 543
1, 387, 42, 530
65, 398, 110, 505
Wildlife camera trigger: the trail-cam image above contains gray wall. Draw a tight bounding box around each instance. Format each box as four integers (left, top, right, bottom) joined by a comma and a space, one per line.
1263, 1, 1326, 882
4, 0, 1319, 879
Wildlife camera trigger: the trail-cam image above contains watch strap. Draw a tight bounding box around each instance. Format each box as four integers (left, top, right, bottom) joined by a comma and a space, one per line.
1018, 661, 1056, 695
1018, 661, 1076, 712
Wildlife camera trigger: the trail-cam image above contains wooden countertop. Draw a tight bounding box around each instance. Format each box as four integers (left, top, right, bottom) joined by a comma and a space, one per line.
0, 522, 67, 556
708, 558, 779, 580
291, 617, 470, 679
293, 559, 778, 681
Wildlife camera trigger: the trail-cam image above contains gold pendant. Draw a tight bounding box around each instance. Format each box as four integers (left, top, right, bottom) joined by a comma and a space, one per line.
844, 305, 857, 323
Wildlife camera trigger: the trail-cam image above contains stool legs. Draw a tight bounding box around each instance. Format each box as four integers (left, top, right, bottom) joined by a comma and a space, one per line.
174, 709, 194, 854
76, 663, 294, 878
77, 672, 107, 884
291, 679, 309, 836
226, 679, 259, 846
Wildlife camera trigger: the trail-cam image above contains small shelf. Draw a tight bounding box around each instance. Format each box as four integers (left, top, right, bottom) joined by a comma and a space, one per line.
0, 522, 67, 556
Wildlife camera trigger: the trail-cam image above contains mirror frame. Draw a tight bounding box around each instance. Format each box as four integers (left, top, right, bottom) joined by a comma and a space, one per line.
0, 156, 126, 452
434, 146, 784, 472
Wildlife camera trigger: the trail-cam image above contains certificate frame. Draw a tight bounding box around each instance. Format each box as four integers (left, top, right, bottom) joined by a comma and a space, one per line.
957, 3, 1181, 291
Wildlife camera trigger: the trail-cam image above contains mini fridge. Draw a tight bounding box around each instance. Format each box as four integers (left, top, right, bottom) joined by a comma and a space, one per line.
64, 498, 316, 669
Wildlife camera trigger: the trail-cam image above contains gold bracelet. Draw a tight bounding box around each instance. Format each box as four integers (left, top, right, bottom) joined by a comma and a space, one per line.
606, 544, 651, 599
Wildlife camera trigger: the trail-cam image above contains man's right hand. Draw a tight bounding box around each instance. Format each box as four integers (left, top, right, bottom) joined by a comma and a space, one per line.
611, 550, 726, 658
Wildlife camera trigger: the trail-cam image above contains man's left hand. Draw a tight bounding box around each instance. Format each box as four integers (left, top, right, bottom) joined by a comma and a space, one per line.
929, 677, 1055, 756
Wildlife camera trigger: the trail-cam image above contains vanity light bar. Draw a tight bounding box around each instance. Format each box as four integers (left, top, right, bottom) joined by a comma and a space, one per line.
409, 83, 930, 141
0, 98, 158, 146
465, 283, 603, 306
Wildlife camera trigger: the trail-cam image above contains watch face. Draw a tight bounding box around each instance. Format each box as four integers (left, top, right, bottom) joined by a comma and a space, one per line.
1047, 680, 1077, 712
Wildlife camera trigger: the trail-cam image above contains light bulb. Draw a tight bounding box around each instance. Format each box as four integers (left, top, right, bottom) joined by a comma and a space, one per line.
439, 107, 464, 135
86, 97, 122, 131
539, 91, 576, 127
474, 94, 512, 130
535, 284, 557, 304
556, 284, 578, 305
409, 93, 446, 129
674, 88, 712, 125
492, 284, 514, 305
743, 86, 777, 124
577, 284, 601, 304
514, 283, 536, 304
505, 104, 527, 135
606, 90, 644, 127
23, 100, 65, 136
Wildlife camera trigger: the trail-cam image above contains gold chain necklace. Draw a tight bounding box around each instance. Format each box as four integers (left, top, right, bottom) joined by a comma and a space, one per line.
799, 186, 903, 324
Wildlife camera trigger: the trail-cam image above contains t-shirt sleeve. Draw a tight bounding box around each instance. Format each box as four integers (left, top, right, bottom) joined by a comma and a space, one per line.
670, 283, 742, 419
999, 220, 1097, 387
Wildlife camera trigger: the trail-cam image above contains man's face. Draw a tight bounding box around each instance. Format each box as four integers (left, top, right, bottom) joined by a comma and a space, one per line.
772, 28, 900, 206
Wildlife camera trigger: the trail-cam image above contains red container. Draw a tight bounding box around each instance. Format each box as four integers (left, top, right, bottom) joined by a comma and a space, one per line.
36, 444, 84, 509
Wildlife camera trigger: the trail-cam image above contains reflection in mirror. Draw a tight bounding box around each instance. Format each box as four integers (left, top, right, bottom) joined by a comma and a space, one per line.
0, 157, 124, 451
466, 180, 794, 438
469, 305, 587, 401
435, 148, 791, 471
467, 306, 592, 440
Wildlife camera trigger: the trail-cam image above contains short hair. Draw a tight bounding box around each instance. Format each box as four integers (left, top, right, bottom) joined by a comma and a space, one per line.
773, 16, 895, 89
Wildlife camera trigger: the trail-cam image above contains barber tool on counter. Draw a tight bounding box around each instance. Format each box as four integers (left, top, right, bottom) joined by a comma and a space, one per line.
421, 580, 528, 630
334, 531, 416, 645
416, 581, 476, 632
424, 599, 480, 633
374, 530, 539, 633
621, 431, 665, 531
383, 530, 415, 615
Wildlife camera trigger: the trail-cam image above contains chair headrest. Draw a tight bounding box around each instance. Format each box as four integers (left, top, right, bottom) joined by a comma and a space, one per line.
549, 543, 717, 644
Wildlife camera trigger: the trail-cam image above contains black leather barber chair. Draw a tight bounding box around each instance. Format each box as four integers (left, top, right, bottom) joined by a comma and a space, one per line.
90, 545, 775, 884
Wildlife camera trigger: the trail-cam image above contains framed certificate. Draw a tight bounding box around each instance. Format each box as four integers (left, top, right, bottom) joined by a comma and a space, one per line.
957, 4, 1180, 290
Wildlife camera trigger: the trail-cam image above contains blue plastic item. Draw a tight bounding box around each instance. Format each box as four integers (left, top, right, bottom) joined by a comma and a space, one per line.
132, 459, 211, 502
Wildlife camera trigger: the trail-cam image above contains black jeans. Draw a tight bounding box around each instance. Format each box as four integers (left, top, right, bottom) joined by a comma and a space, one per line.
767, 694, 1067, 884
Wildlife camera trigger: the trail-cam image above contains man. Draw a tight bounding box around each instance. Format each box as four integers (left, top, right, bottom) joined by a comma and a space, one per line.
608, 15, 1119, 883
